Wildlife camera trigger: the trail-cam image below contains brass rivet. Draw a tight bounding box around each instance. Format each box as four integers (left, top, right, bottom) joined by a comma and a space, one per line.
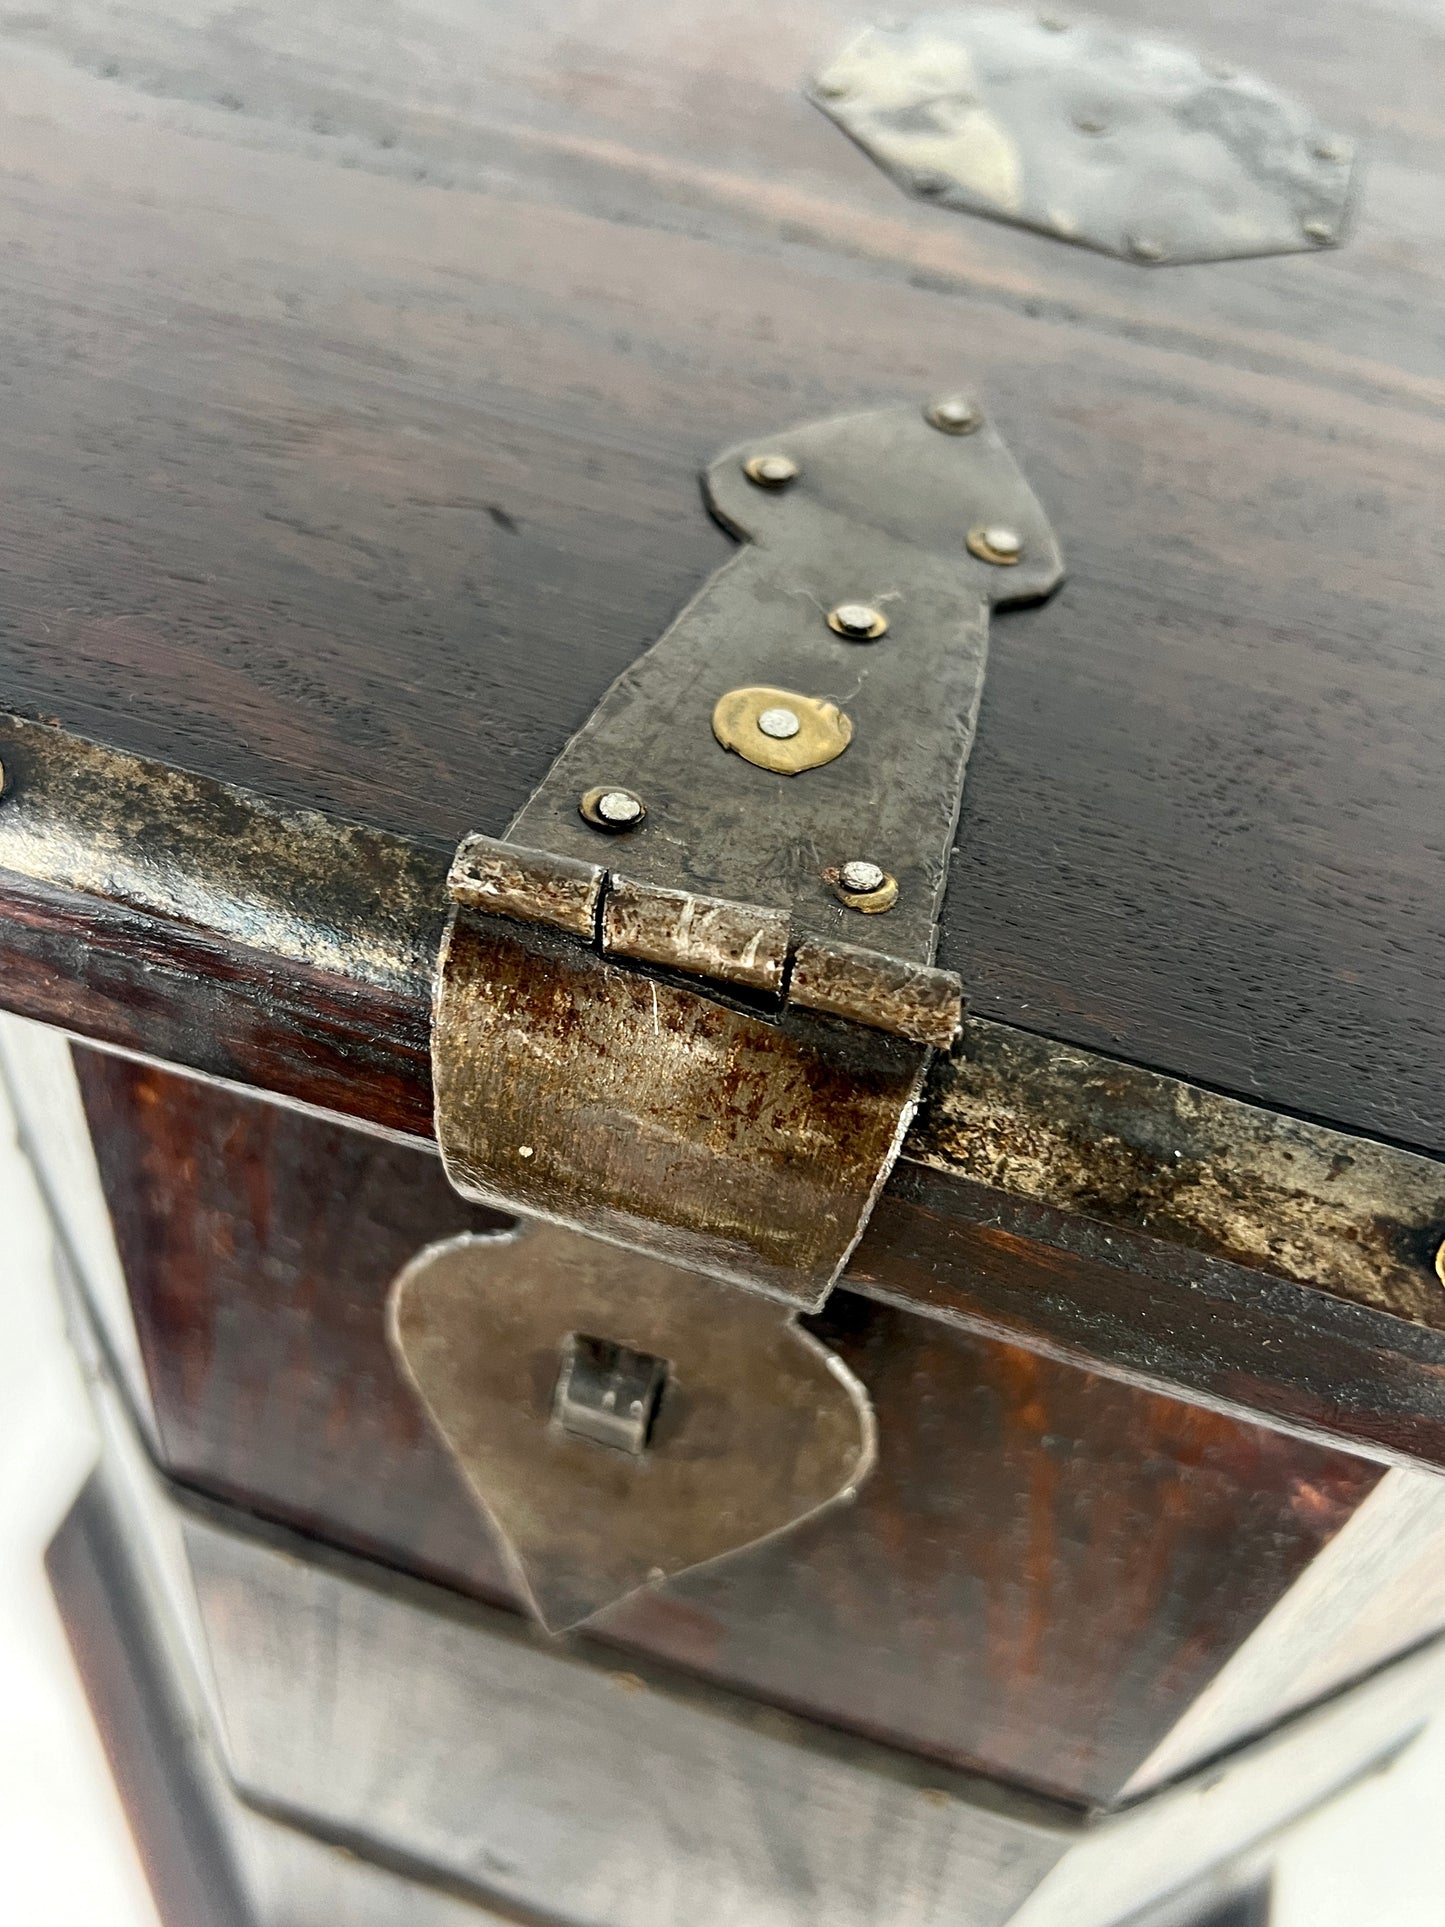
967, 526, 1023, 566
826, 862, 899, 913
713, 686, 853, 774
1303, 218, 1334, 244
827, 601, 889, 640
926, 395, 981, 435
579, 785, 646, 831
1435, 1238, 1445, 1290
744, 452, 799, 488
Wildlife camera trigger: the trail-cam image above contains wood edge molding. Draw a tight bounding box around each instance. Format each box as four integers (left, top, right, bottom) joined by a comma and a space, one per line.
4, 713, 1445, 1468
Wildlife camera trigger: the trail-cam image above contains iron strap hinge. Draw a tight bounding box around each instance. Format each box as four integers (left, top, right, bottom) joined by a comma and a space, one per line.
431, 398, 1063, 1309
447, 837, 963, 1050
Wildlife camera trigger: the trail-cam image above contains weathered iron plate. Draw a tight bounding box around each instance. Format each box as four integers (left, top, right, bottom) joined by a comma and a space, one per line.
435, 399, 1056, 1302
433, 910, 927, 1309
507, 400, 1062, 966
919, 1018, 1445, 1331
388, 1223, 874, 1630
811, 11, 1357, 265
0, 713, 439, 994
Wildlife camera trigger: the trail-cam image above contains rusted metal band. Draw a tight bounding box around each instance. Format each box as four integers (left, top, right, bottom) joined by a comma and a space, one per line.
432, 906, 928, 1310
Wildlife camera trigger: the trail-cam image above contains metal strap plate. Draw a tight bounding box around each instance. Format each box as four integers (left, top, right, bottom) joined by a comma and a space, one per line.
433, 398, 1062, 1305
390, 1223, 874, 1630
811, 10, 1357, 266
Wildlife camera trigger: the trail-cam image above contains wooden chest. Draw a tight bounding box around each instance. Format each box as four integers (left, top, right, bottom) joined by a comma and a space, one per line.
3, 2, 1445, 1922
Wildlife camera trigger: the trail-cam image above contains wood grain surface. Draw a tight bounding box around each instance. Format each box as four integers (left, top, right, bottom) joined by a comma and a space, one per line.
74, 1046, 1411, 1809
0, 0, 1442, 1156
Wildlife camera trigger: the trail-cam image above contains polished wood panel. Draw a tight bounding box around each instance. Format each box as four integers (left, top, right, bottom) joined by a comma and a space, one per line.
75, 1047, 1400, 1807
0, 0, 1442, 1155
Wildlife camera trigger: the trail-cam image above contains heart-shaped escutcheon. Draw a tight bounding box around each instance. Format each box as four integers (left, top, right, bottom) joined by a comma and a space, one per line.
388, 1222, 875, 1633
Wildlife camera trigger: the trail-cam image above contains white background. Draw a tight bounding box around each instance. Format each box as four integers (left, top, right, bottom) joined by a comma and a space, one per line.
1, 1075, 1441, 1927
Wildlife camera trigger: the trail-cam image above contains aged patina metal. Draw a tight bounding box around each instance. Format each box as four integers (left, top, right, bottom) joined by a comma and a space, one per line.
445, 836, 961, 1051
919, 1017, 1445, 1332
388, 1223, 875, 1630
810, 10, 1358, 265
552, 1334, 669, 1458
0, 713, 441, 995
7, 714, 1445, 1465
504, 400, 1063, 966
431, 399, 1058, 1302
433, 906, 930, 1308
711, 684, 854, 775
600, 875, 791, 994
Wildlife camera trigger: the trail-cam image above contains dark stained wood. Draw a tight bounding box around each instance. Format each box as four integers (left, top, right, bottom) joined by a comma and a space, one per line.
46, 1480, 253, 1927
0, 871, 434, 1139
74, 1046, 1407, 1808
49, 1477, 533, 1927
13, 831, 1445, 1474
0, 0, 1442, 1161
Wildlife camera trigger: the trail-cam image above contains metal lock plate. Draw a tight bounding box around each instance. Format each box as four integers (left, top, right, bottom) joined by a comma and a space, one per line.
389, 1224, 874, 1631
811, 10, 1357, 265
432, 398, 1063, 1307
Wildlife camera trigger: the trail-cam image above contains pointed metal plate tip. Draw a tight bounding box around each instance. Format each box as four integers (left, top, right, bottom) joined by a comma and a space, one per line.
388, 1224, 875, 1632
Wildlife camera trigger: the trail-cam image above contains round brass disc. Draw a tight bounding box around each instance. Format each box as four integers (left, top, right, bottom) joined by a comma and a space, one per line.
712, 686, 853, 774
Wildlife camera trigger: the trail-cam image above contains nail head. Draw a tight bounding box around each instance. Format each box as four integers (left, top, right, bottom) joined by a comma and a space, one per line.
840, 860, 886, 894
580, 785, 646, 831
967, 526, 1024, 565
926, 395, 981, 434
827, 601, 889, 640
757, 705, 802, 740
829, 861, 899, 912
744, 452, 800, 488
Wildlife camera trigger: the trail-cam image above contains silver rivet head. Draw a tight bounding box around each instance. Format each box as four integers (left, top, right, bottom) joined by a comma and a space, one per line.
840, 859, 887, 895
744, 452, 799, 488
827, 601, 889, 640
926, 395, 980, 434
1303, 217, 1334, 243
968, 525, 1023, 566
757, 705, 801, 740
580, 785, 646, 831
598, 790, 643, 824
